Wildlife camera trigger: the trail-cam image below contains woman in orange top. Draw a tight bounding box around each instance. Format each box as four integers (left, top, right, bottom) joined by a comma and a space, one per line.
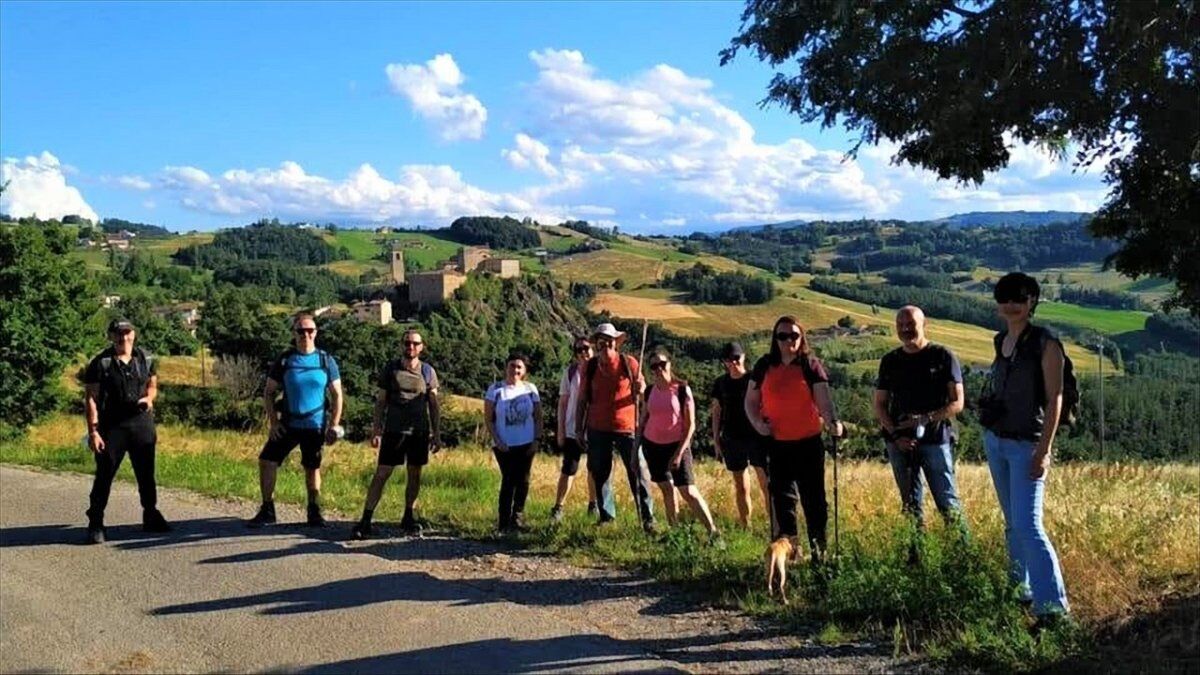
744, 316, 843, 560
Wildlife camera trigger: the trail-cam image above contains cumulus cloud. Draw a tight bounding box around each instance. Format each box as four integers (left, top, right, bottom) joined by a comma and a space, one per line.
0, 151, 99, 221
115, 175, 153, 190
512, 49, 897, 227
502, 133, 558, 177
385, 54, 488, 141
149, 160, 535, 225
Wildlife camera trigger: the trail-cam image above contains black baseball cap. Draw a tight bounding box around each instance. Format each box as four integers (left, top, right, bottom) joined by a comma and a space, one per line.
720, 342, 745, 360
107, 318, 135, 333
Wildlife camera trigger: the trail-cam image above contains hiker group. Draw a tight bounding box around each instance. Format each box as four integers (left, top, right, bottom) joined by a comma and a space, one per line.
81, 271, 1069, 623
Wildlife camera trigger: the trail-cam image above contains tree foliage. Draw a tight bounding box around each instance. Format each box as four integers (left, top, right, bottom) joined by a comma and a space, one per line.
444, 216, 540, 250
723, 0, 1199, 313
664, 263, 777, 304
174, 220, 349, 267
0, 224, 102, 436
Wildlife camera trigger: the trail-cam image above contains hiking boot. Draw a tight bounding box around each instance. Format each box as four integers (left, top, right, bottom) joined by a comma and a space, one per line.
642, 520, 660, 536
306, 504, 327, 528
550, 505, 565, 523
512, 513, 530, 532
142, 509, 172, 533
85, 524, 106, 545
586, 501, 598, 517
351, 521, 373, 540
247, 503, 277, 528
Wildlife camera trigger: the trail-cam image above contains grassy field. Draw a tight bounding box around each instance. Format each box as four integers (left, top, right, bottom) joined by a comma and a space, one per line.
326, 229, 462, 269
1034, 301, 1149, 335
4, 412, 1196, 669
563, 248, 1098, 368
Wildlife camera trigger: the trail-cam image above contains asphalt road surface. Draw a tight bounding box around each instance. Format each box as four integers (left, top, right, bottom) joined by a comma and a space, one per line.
0, 466, 893, 674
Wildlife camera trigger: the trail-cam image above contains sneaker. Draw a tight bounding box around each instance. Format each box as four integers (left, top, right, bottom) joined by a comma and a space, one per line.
247, 503, 277, 528
586, 501, 598, 516
550, 505, 565, 523
351, 521, 373, 540
642, 520, 660, 536
142, 509, 172, 533
306, 504, 327, 528
85, 524, 106, 545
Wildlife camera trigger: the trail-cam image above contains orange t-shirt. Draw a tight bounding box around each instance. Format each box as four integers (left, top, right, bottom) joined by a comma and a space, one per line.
584, 353, 641, 433
750, 354, 829, 441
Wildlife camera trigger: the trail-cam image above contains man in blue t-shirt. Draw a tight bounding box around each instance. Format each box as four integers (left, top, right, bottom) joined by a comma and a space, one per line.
873, 305, 966, 535
248, 314, 344, 528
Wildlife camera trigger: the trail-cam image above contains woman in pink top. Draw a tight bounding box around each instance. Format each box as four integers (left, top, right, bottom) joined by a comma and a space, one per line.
638, 347, 720, 540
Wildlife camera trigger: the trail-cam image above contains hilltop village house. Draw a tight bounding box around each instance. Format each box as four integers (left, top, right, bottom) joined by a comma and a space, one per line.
343, 244, 522, 324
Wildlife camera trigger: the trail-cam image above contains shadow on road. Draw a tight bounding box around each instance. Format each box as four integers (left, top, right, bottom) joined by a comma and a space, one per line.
290, 635, 683, 674
0, 517, 351, 551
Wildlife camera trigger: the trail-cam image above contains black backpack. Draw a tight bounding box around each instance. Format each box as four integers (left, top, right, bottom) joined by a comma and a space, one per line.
992, 327, 1079, 428
95, 348, 154, 412
274, 349, 334, 424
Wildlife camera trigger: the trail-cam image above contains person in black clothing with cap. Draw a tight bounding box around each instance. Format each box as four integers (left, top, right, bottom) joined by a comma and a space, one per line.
82, 318, 171, 544
709, 342, 771, 531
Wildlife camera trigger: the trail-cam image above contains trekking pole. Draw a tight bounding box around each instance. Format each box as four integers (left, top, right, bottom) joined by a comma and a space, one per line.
832, 434, 840, 560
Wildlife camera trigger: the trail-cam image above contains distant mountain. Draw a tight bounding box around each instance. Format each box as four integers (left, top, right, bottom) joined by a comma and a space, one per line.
934, 211, 1091, 227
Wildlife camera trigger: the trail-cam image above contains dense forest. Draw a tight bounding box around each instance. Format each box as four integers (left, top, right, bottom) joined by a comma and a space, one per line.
442, 216, 541, 250
1057, 286, 1149, 311
173, 220, 350, 267
559, 220, 619, 242
663, 263, 776, 304
99, 217, 173, 237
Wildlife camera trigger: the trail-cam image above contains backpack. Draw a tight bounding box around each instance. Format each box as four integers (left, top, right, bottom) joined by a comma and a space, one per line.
992, 327, 1079, 428
275, 349, 334, 424
96, 348, 154, 411
643, 380, 691, 411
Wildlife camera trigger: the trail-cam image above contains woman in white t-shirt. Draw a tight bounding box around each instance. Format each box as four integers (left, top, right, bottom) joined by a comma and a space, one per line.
484, 352, 542, 532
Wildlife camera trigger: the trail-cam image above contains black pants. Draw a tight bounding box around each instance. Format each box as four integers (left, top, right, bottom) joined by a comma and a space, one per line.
88, 417, 158, 523
586, 430, 655, 524
767, 435, 827, 551
494, 444, 535, 528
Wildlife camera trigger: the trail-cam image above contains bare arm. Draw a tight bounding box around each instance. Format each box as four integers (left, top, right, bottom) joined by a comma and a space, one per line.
812, 382, 843, 437
1032, 340, 1064, 478
929, 382, 965, 422
263, 378, 283, 439
428, 388, 442, 450
710, 399, 723, 457
556, 391, 569, 447
141, 375, 158, 409
872, 389, 894, 435
84, 383, 104, 453
679, 388, 696, 451
484, 399, 502, 449
327, 379, 344, 428
744, 380, 770, 436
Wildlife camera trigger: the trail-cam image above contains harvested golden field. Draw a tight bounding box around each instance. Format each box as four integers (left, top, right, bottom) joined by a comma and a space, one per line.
322, 259, 386, 277
592, 292, 703, 320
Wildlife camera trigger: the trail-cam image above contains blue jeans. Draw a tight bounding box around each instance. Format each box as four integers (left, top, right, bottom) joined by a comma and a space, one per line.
586, 430, 655, 525
886, 440, 964, 526
984, 431, 1069, 615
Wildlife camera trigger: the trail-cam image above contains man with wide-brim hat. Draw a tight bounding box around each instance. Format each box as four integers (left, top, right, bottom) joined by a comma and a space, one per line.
574, 322, 657, 532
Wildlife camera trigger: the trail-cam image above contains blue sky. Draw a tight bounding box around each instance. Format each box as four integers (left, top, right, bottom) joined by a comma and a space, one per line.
0, 1, 1109, 233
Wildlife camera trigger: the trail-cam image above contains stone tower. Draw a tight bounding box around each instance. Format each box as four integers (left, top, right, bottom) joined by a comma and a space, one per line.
390, 249, 405, 285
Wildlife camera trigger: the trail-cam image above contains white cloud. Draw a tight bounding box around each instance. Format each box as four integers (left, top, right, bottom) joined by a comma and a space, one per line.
502, 133, 558, 177
514, 50, 897, 228
661, 217, 687, 227
150, 160, 536, 225
0, 151, 99, 221
385, 53, 488, 141
116, 174, 152, 190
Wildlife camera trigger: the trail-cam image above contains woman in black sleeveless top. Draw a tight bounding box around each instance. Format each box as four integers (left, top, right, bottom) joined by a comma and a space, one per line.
981, 273, 1069, 625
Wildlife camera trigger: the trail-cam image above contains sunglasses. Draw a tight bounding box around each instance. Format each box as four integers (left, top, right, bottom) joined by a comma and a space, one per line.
295, 328, 316, 335
775, 332, 802, 342
403, 340, 423, 347
995, 294, 1032, 304
113, 329, 133, 337
649, 361, 668, 371
574, 345, 593, 353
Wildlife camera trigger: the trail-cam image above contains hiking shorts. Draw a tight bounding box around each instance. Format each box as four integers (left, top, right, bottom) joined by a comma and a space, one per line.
559, 437, 587, 476
260, 427, 325, 469
721, 435, 768, 472
379, 431, 431, 467
642, 439, 696, 487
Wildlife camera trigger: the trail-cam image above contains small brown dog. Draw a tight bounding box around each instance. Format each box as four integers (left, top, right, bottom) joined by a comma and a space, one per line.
765, 537, 798, 604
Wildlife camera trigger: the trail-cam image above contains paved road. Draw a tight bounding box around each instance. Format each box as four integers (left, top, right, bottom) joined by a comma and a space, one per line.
0, 466, 679, 674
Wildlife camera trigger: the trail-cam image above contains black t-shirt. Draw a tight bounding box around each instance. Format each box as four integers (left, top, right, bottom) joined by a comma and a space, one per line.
84, 347, 157, 428
709, 373, 756, 440
875, 343, 962, 444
